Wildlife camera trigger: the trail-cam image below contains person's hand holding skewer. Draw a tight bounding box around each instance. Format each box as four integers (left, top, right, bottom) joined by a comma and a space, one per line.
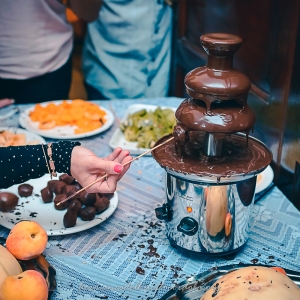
70, 146, 132, 194
57, 136, 174, 206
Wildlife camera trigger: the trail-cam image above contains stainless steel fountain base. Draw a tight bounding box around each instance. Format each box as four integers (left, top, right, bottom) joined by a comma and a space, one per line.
155, 171, 256, 255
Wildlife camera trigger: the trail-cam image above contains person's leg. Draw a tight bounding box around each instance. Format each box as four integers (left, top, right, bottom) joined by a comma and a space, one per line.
84, 82, 108, 100
0, 56, 72, 104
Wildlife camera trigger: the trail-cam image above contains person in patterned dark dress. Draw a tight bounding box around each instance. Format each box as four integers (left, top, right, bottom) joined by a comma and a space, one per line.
0, 141, 132, 191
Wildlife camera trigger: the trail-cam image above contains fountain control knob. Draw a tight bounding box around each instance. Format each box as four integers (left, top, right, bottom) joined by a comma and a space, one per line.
155, 203, 173, 221
177, 217, 199, 236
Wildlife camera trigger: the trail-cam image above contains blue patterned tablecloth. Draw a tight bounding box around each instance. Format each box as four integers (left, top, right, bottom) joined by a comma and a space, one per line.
0, 97, 300, 300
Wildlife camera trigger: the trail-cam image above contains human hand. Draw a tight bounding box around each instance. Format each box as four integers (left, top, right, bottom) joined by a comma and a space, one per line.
70, 146, 132, 193
0, 98, 14, 109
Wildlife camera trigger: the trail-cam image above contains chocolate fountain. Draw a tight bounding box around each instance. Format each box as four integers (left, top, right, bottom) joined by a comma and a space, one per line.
152, 33, 272, 255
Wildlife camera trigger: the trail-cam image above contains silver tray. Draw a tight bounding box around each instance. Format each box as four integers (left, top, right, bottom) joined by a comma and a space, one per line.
160, 264, 300, 300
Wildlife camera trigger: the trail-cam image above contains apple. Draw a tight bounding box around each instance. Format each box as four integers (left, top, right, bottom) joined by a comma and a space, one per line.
0, 270, 48, 300
6, 221, 48, 260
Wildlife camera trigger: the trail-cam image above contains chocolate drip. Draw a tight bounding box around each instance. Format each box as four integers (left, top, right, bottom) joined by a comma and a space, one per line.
175, 98, 255, 133
154, 33, 272, 184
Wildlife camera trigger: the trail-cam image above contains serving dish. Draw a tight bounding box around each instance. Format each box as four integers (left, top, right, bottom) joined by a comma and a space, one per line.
19, 100, 114, 139
109, 104, 176, 155
0, 174, 118, 236
255, 165, 274, 194
160, 264, 300, 300
0, 127, 45, 146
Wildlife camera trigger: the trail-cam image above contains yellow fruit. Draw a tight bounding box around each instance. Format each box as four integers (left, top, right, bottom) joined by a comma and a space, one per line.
0, 245, 22, 287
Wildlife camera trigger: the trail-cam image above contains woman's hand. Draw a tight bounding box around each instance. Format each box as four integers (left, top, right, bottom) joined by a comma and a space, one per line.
0, 98, 14, 109
70, 146, 132, 193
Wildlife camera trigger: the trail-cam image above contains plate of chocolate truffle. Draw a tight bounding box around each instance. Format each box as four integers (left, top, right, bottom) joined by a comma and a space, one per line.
0, 173, 118, 236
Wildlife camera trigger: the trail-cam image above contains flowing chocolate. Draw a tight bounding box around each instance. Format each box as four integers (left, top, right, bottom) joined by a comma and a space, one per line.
153, 33, 272, 179
18, 183, 33, 197
152, 133, 272, 179
184, 33, 251, 109
0, 192, 19, 212
175, 98, 255, 133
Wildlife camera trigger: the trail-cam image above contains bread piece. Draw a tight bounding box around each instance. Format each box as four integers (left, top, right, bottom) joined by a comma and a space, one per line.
201, 266, 300, 300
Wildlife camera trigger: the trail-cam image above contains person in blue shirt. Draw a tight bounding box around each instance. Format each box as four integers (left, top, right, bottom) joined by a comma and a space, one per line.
82, 0, 173, 100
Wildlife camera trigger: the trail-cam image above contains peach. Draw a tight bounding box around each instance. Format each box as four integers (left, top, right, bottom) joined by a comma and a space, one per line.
0, 270, 48, 300
6, 221, 48, 260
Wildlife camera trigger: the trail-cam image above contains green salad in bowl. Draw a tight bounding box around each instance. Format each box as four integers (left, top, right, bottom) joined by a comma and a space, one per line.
119, 107, 176, 148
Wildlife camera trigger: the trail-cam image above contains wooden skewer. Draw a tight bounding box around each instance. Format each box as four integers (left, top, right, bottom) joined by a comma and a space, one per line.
57, 136, 174, 206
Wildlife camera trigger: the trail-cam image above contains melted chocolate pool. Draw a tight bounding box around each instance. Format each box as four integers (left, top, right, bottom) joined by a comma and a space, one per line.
152, 133, 272, 181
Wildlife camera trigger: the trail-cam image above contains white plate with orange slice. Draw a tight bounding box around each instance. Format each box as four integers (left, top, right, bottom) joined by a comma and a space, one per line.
19, 100, 114, 140
255, 165, 274, 194
0, 127, 45, 147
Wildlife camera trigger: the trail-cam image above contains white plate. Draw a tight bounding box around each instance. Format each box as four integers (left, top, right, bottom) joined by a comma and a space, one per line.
109, 104, 176, 155
255, 165, 274, 194
0, 127, 46, 145
19, 100, 114, 139
0, 174, 118, 236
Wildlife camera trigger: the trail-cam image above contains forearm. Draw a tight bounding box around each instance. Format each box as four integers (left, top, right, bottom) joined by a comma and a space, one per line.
0, 141, 80, 188
68, 0, 102, 22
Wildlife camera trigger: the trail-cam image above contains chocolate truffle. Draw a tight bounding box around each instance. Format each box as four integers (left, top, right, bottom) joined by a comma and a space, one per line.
98, 193, 114, 200
94, 195, 110, 214
53, 181, 67, 195
0, 192, 19, 212
47, 180, 59, 193
18, 184, 33, 197
79, 206, 96, 221
78, 191, 96, 206
73, 182, 82, 190
59, 173, 75, 185
40, 187, 53, 203
71, 183, 86, 201
62, 185, 79, 197
67, 199, 82, 213
54, 194, 69, 210
63, 211, 77, 228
